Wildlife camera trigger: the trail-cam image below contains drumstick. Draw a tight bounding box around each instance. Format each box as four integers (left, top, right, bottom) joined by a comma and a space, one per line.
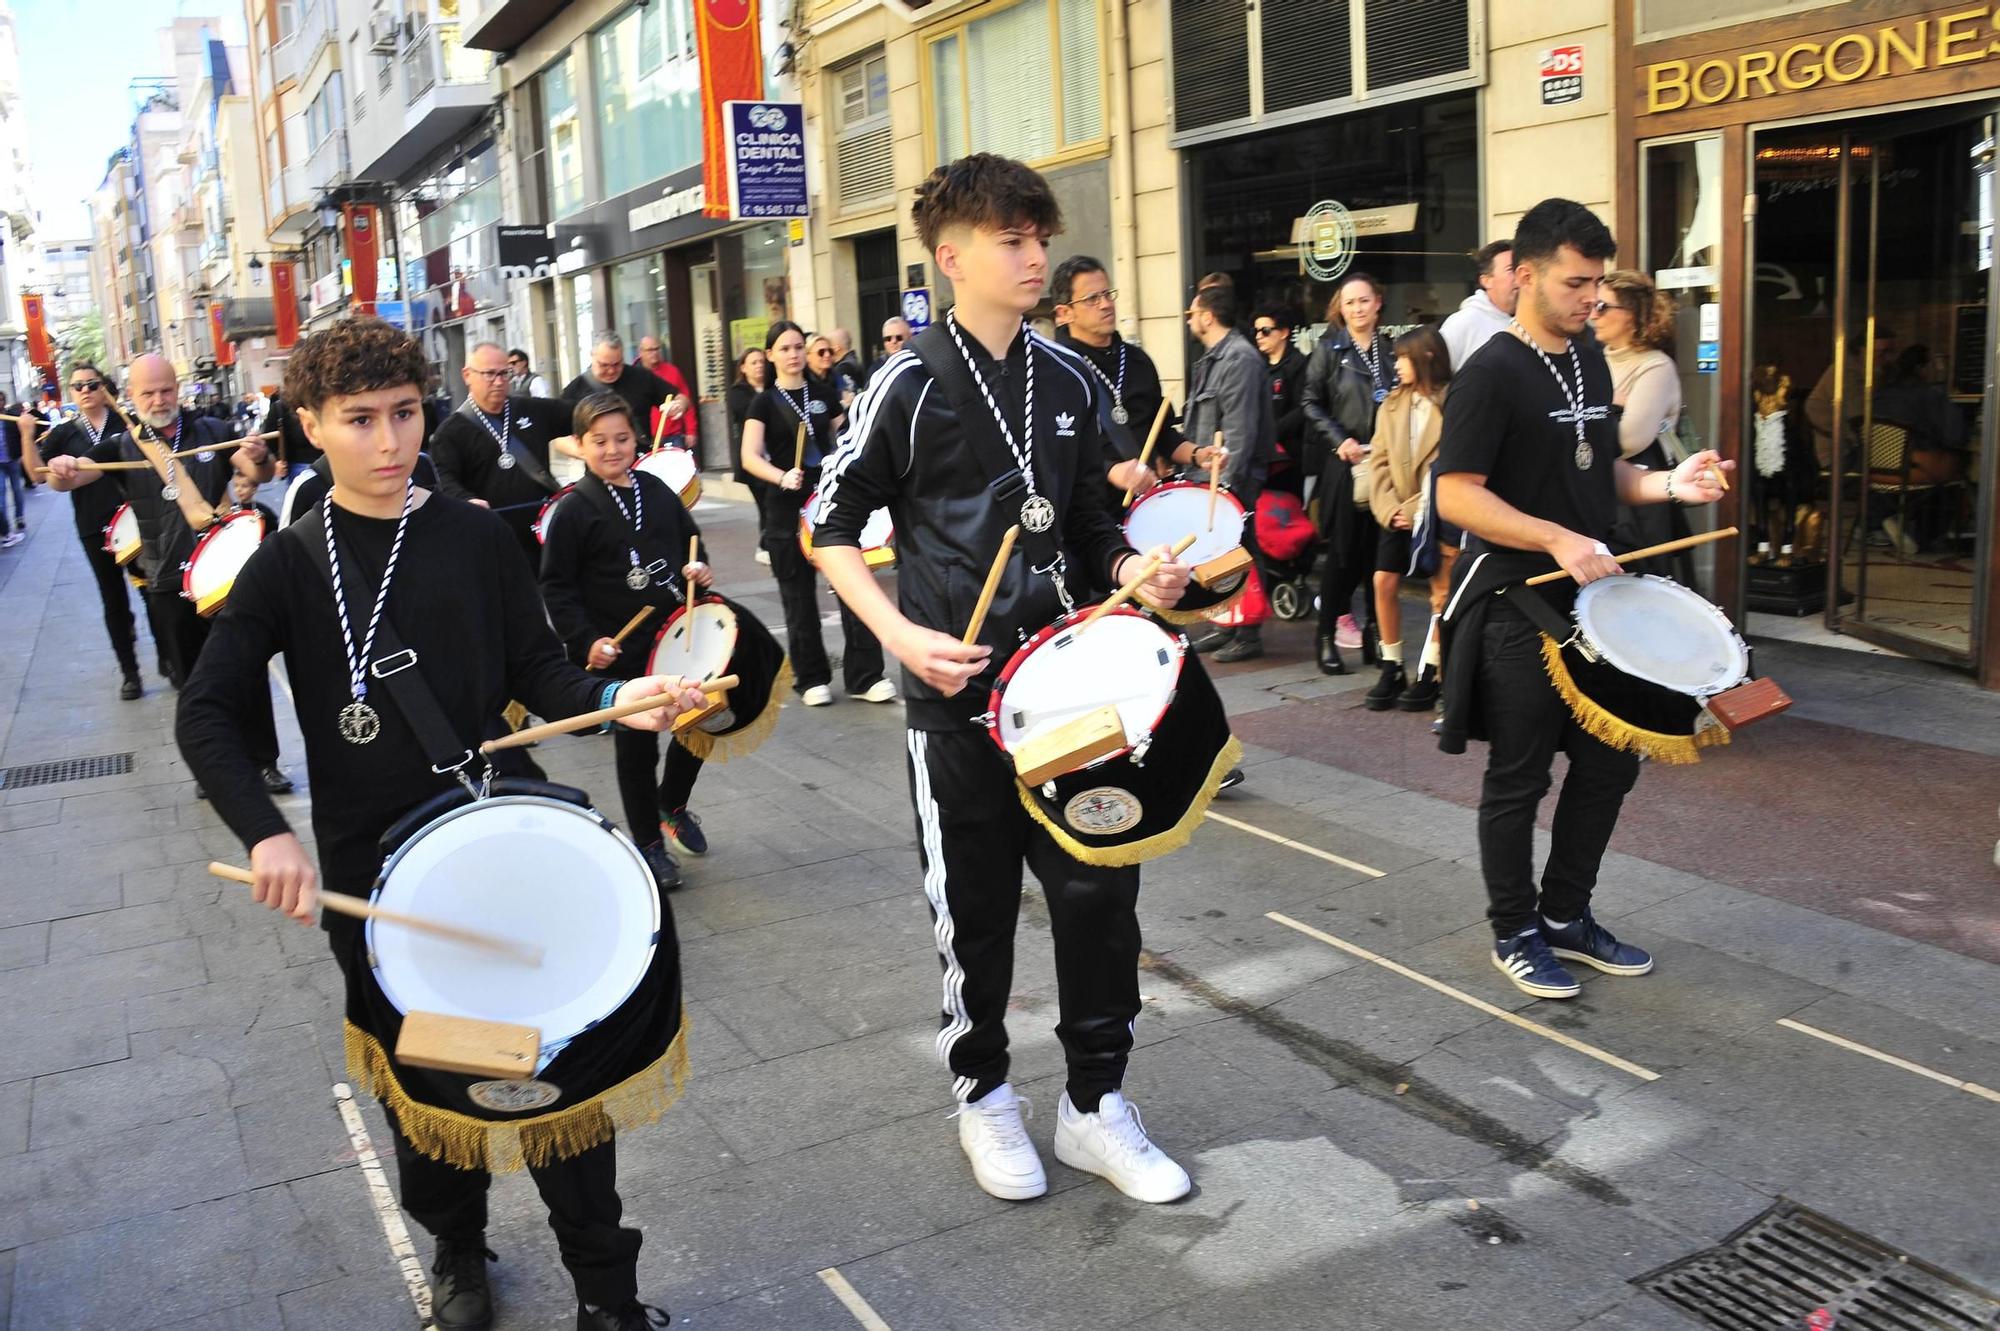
1122, 401, 1172, 509
652, 402, 670, 452
1709, 463, 1730, 493
479, 675, 741, 752
1077, 533, 1199, 633
1523, 526, 1740, 587
793, 421, 807, 473
688, 535, 701, 571
1206, 431, 1224, 531
962, 525, 1020, 645
608, 606, 656, 647
207, 862, 544, 966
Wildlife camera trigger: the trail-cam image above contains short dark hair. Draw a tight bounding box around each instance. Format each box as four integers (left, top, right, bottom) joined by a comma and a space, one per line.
1511, 199, 1616, 268
1473, 240, 1513, 277
1050, 255, 1107, 306
764, 319, 806, 351
1257, 304, 1296, 332
912, 154, 1063, 253
283, 317, 427, 411
1192, 285, 1238, 328
507, 347, 530, 363
572, 390, 637, 440
67, 360, 115, 394
1197, 271, 1234, 293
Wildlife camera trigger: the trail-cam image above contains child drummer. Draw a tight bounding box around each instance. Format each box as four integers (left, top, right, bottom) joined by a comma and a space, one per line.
540, 391, 716, 890
176, 318, 705, 1331
811, 154, 1197, 1205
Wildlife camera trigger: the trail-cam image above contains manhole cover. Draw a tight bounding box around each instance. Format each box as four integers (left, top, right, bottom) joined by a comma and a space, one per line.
1636, 1200, 2000, 1330
0, 753, 136, 790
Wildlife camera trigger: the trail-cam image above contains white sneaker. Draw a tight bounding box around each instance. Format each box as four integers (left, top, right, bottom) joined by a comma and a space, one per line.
1054, 1090, 1191, 1203
754, 548, 772, 565
1882, 513, 1919, 557
953, 1083, 1047, 1201
801, 685, 834, 707
853, 679, 897, 703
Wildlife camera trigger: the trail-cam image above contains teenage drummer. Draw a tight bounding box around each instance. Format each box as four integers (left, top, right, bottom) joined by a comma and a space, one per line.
176, 317, 705, 1331
1434, 198, 1729, 1003
541, 391, 715, 890
812, 153, 1197, 1206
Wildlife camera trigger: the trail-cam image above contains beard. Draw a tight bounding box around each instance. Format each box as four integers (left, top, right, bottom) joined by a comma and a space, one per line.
138, 404, 178, 431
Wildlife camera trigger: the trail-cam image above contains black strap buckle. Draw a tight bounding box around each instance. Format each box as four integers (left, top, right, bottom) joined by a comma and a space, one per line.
370, 648, 419, 679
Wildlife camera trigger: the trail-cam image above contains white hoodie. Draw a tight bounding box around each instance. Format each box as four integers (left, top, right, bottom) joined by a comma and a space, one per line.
1438, 290, 1512, 376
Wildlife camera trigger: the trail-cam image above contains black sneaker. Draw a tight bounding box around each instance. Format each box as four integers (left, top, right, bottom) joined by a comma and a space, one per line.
1217, 767, 1245, 792
642, 842, 683, 891
1364, 665, 1405, 711
261, 764, 294, 795
1212, 629, 1265, 664
119, 673, 142, 701
578, 1301, 671, 1331
431, 1236, 496, 1330
662, 807, 707, 856
1491, 928, 1581, 1000
1316, 633, 1348, 676
1396, 667, 1439, 712
1543, 910, 1654, 976
1188, 626, 1236, 655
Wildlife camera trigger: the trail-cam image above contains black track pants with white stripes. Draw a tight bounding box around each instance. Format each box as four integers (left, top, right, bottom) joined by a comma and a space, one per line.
905, 727, 1142, 1113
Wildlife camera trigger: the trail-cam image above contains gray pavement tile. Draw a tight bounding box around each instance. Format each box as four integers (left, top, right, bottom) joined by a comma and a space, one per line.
0, 998, 125, 1082
802, 949, 958, 1042
0, 937, 204, 1016
44, 900, 193, 960
682, 998, 764, 1076
0, 921, 46, 970
1537, 1105, 1776, 1245
0, 1248, 10, 1331
1266, 965, 1498, 1069
234, 1090, 365, 1191
0, 1109, 251, 1249
1391, 923, 1549, 1013
0, 1079, 22, 1156
675, 849, 914, 937
163, 1297, 286, 1330
1588, 850, 1728, 915
1571, 1298, 1717, 1331
0, 804, 182, 855
1169, 1013, 1355, 1102
678, 895, 936, 1000
127, 1022, 334, 1109
1780, 989, 2000, 1092
682, 1270, 896, 1331
1139, 930, 1360, 1026
701, 981, 851, 1060
28, 1051, 235, 1149
276, 1273, 421, 1330
1017, 1030, 1300, 1158
1287, 859, 1491, 955
124, 963, 336, 1037
1196, 790, 1440, 875
0, 854, 121, 928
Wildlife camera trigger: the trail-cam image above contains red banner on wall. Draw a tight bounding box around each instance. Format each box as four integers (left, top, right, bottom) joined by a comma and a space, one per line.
209, 304, 236, 366
345, 204, 379, 314
695, 0, 764, 219
272, 262, 300, 349
21, 293, 52, 369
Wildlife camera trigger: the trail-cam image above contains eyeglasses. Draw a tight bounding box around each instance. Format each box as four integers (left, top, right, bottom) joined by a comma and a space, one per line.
883, 334, 906, 344
70, 379, 105, 392
1066, 288, 1118, 309
468, 368, 513, 381
1591, 300, 1626, 315
1252, 325, 1280, 337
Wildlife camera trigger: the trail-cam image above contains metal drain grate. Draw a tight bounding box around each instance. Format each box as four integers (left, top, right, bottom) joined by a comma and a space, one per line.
0, 753, 135, 790
1637, 1200, 2000, 1330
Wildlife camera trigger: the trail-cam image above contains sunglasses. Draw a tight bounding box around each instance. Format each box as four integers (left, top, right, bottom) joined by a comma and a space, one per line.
1253, 325, 1280, 337
1591, 300, 1626, 315
71, 380, 105, 392
883, 334, 906, 344
812, 348, 833, 357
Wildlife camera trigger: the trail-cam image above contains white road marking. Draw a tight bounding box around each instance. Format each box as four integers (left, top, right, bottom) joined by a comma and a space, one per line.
818, 1267, 894, 1330
1777, 1018, 2000, 1104
1203, 809, 1387, 878
333, 1081, 433, 1322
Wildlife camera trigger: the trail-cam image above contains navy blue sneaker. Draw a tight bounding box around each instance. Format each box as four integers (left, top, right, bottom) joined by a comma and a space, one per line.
662, 807, 708, 857
1543, 911, 1654, 977
1492, 928, 1581, 999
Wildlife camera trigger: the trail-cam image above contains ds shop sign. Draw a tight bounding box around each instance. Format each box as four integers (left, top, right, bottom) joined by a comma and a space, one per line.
1541, 45, 1584, 105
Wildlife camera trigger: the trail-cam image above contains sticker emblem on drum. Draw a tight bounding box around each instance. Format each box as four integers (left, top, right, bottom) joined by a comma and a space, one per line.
468, 1078, 563, 1113
1063, 786, 1144, 836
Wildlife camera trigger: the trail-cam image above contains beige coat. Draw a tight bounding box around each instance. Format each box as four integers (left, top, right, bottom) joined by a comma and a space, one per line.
1367, 388, 1442, 530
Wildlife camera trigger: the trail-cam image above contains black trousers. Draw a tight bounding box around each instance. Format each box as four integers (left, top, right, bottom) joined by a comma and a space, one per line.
904, 727, 1141, 1112
80, 529, 139, 675
763, 536, 885, 693
612, 727, 705, 848
151, 590, 279, 764
1473, 605, 1640, 938
1315, 462, 1379, 634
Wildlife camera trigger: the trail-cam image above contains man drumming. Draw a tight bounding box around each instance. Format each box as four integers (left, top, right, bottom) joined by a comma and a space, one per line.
431, 341, 580, 569
1435, 198, 1730, 1000
177, 317, 705, 1331
1051, 255, 1181, 516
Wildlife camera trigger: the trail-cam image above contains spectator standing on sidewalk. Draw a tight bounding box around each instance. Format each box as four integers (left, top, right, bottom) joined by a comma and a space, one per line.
1593, 269, 1693, 570
1363, 326, 1454, 712
1439, 240, 1518, 374
1180, 283, 1275, 664
1255, 305, 1310, 496
508, 348, 555, 399
867, 318, 912, 384
829, 327, 866, 403
0, 402, 27, 545
634, 334, 698, 460
1303, 273, 1393, 676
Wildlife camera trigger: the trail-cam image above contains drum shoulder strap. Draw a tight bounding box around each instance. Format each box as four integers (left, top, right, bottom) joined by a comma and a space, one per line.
1502, 581, 1575, 641
463, 398, 561, 494
294, 507, 480, 775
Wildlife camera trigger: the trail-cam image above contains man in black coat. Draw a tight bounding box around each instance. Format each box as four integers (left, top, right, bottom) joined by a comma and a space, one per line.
562, 332, 668, 430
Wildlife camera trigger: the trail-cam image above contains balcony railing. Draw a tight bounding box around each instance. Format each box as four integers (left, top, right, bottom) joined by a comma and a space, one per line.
404, 23, 489, 106
305, 128, 350, 195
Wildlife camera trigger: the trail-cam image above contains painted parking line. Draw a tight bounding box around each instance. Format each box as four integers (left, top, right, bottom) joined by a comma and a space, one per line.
332, 1081, 433, 1323
818, 1267, 894, 1331
1777, 1018, 2000, 1104
1267, 911, 1662, 1082
1203, 809, 1388, 878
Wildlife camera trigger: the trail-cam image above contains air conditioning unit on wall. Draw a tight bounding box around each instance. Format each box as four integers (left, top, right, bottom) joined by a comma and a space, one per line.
368, 13, 399, 51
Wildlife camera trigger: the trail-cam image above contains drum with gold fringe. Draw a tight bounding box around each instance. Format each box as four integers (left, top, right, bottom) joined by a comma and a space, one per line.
644, 595, 790, 761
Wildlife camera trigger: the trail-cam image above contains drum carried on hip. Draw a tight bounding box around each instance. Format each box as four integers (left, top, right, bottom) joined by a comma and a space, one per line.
344, 783, 686, 1172
644, 595, 790, 760
533, 484, 575, 545
986, 605, 1240, 866
635, 446, 702, 509
103, 503, 141, 567
800, 490, 895, 569
1537, 573, 1790, 764
1123, 480, 1251, 622
181, 509, 265, 616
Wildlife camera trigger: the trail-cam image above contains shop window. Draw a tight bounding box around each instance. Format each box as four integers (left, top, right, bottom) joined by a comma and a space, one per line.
834, 52, 894, 213
595, 0, 702, 200
542, 50, 584, 217
1260, 0, 1350, 115
927, 0, 1105, 168
1637, 0, 1840, 41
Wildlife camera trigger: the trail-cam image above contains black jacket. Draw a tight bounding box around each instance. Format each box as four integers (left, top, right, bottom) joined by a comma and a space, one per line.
1268, 345, 1310, 468
1302, 329, 1391, 458
562, 365, 667, 423
539, 471, 705, 675
809, 326, 1137, 731
84, 411, 240, 583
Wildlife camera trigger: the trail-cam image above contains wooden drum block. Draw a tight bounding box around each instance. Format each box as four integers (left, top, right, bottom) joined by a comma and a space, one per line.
1012, 705, 1127, 786
1194, 546, 1252, 590
1705, 677, 1793, 732
396, 1010, 541, 1079
671, 688, 730, 733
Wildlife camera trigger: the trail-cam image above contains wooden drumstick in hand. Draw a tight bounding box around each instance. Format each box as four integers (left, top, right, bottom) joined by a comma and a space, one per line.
207, 862, 544, 966
793, 421, 807, 473
1122, 401, 1172, 509
652, 403, 670, 452
962, 525, 1020, 645
1079, 533, 1199, 632
1206, 431, 1224, 530
1523, 526, 1739, 586
480, 676, 740, 750
586, 606, 658, 672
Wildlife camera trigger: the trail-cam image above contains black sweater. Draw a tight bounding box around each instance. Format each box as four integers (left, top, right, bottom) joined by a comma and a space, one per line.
33, 416, 123, 539
539, 471, 707, 676
176, 495, 609, 905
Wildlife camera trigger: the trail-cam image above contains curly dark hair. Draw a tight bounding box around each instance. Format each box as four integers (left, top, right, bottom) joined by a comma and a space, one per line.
283, 317, 428, 411
572, 390, 638, 441
911, 153, 1062, 253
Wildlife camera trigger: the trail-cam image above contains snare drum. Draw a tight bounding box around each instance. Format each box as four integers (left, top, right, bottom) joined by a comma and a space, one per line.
345, 784, 685, 1172
635, 446, 702, 509
800, 490, 895, 569
103, 503, 141, 567
181, 509, 265, 616
1123, 480, 1252, 620
987, 605, 1239, 866
533, 484, 575, 545
645, 595, 789, 760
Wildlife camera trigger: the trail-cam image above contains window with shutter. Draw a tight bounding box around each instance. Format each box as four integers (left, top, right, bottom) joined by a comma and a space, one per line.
925, 0, 1105, 168
1170, 0, 1249, 133
1361, 0, 1468, 90
835, 53, 895, 212
1261, 0, 1351, 114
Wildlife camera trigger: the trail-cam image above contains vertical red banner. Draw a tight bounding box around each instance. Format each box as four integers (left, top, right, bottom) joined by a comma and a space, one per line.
694, 0, 764, 219
209, 304, 236, 366
21, 294, 51, 369
345, 204, 379, 314
272, 262, 300, 349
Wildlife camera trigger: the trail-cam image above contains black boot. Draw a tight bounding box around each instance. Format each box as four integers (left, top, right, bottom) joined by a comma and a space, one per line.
1212, 625, 1264, 664
1316, 633, 1348, 676
431, 1236, 496, 1330
261, 764, 294, 794
643, 842, 683, 891
1188, 625, 1236, 655
578, 1301, 671, 1331
119, 669, 142, 701
1397, 665, 1440, 712
1364, 664, 1406, 711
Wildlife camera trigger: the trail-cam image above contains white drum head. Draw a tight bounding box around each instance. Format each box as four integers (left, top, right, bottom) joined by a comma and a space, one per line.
1124, 482, 1245, 568
106, 504, 140, 560
996, 612, 1182, 755
636, 447, 697, 492
185, 512, 264, 607
371, 797, 660, 1050
1573, 574, 1748, 697
647, 600, 739, 682
534, 487, 572, 544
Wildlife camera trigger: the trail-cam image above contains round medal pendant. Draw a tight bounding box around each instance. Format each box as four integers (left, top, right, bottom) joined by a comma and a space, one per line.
1020, 494, 1057, 534
496, 450, 517, 470
1111, 405, 1129, 426
1373, 387, 1389, 404
160, 483, 181, 502
1573, 434, 1594, 471
338, 700, 381, 745
625, 566, 652, 591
